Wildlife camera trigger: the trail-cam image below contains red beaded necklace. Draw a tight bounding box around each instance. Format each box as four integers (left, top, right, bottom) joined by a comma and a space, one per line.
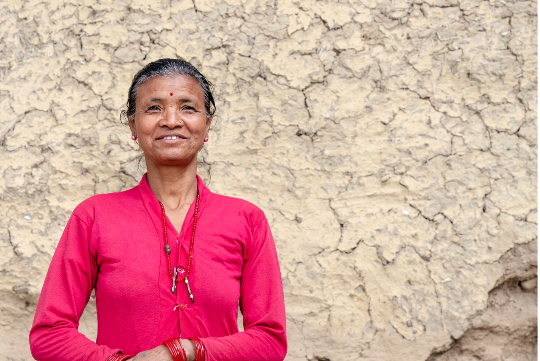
159, 190, 199, 302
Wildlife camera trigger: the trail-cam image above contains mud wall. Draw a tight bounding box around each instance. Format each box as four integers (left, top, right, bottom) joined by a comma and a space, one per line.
0, 0, 537, 360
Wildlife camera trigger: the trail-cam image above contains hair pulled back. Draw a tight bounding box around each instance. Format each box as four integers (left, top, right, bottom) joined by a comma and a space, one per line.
123, 58, 216, 121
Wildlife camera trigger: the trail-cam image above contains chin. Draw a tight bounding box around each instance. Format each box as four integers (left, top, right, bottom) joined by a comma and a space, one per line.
155, 156, 197, 168
144, 149, 199, 168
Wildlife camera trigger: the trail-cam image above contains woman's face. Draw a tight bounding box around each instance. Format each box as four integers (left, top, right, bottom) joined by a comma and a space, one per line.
129, 74, 211, 169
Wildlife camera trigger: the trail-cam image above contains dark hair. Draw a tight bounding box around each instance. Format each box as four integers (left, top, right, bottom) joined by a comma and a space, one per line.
122, 58, 216, 121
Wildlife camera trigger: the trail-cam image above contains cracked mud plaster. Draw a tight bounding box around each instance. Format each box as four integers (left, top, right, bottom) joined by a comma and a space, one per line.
0, 0, 536, 360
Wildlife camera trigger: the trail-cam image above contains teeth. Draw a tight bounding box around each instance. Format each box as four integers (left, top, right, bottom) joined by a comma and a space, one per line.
163, 136, 181, 140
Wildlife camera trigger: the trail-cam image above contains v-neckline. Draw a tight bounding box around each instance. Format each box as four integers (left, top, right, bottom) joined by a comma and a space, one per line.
137, 173, 210, 248
163, 205, 192, 241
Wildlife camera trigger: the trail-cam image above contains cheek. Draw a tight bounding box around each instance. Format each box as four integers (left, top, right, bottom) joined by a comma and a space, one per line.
135, 117, 155, 134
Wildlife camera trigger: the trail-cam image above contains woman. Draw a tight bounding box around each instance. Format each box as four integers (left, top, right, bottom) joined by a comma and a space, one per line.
29, 58, 287, 361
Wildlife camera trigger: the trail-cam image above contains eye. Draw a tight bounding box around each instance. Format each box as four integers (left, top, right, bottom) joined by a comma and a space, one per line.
147, 105, 161, 112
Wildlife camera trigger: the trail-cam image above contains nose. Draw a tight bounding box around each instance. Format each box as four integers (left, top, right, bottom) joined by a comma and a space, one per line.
161, 107, 182, 128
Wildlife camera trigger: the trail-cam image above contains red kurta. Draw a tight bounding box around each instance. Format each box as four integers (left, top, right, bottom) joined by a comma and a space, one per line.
30, 175, 287, 360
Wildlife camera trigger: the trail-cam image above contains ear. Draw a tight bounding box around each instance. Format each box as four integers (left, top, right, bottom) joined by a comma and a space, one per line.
205, 116, 212, 136
129, 117, 136, 137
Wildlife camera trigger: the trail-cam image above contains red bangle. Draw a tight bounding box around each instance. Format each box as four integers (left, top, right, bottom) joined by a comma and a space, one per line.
188, 338, 206, 361
175, 339, 188, 361
106, 352, 133, 361
163, 338, 187, 361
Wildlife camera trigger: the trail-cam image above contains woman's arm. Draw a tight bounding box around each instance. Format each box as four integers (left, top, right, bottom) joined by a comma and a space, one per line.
29, 212, 123, 361
199, 217, 287, 361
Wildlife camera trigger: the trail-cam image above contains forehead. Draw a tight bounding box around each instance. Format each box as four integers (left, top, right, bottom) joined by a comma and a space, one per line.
136, 74, 204, 102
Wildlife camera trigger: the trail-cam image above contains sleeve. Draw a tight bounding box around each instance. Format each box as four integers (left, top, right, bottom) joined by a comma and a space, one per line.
29, 212, 123, 361
200, 217, 287, 361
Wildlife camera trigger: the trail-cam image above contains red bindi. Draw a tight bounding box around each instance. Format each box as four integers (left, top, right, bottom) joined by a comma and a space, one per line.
170, 93, 173, 96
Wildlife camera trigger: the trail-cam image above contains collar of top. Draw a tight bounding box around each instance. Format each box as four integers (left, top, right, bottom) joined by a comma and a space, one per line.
137, 173, 211, 237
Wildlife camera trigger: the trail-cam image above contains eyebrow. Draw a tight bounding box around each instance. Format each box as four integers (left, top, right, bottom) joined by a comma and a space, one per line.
177, 98, 198, 104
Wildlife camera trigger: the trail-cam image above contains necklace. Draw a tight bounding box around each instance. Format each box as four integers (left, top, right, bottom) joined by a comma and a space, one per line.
159, 190, 199, 302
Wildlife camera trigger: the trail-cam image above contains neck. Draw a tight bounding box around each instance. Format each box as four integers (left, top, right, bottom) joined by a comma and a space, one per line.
145, 162, 198, 211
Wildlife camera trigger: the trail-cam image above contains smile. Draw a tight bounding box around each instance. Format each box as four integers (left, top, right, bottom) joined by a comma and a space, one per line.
162, 136, 183, 140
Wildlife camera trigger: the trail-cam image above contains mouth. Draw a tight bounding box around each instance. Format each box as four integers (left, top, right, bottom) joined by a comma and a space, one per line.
157, 135, 187, 140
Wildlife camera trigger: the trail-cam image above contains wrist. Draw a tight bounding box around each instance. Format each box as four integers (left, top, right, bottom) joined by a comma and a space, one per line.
181, 339, 196, 361
163, 338, 204, 361
187, 338, 205, 361
163, 338, 187, 361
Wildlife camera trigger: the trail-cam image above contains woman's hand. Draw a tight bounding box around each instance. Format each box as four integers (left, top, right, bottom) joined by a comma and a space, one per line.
131, 340, 196, 361
131, 345, 173, 361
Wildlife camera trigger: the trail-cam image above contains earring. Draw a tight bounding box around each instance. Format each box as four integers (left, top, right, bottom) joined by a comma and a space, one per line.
131, 135, 137, 140
204, 137, 209, 142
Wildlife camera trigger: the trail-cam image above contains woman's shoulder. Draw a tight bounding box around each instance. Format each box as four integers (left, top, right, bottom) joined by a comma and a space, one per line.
208, 192, 268, 226
71, 186, 140, 222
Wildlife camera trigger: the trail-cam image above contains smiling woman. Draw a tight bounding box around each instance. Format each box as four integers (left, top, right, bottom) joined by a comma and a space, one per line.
29, 59, 287, 361
130, 75, 211, 170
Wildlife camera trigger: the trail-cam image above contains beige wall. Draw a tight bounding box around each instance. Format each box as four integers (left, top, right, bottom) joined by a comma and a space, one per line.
0, 0, 537, 360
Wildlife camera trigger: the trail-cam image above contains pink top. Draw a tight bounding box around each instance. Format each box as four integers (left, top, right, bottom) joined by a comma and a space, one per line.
30, 175, 287, 360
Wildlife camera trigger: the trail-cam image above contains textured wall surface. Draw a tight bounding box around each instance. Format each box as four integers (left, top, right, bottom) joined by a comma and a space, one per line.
0, 0, 537, 360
